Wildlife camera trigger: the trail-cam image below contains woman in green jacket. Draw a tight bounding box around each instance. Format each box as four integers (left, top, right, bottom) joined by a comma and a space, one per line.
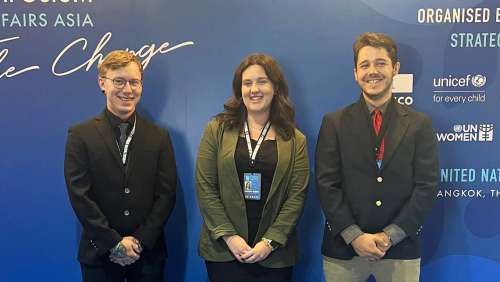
195, 53, 310, 282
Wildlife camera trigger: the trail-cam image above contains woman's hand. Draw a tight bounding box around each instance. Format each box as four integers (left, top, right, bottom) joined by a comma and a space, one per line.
240, 241, 272, 263
223, 235, 252, 262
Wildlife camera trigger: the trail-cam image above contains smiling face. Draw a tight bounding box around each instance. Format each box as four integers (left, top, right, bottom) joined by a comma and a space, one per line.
241, 64, 275, 117
354, 46, 400, 104
98, 62, 142, 121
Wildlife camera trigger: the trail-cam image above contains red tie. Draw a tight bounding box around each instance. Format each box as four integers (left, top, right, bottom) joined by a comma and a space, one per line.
373, 109, 385, 161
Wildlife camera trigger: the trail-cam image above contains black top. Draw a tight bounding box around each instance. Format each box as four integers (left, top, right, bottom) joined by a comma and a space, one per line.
235, 136, 277, 245
104, 109, 136, 167
104, 108, 135, 142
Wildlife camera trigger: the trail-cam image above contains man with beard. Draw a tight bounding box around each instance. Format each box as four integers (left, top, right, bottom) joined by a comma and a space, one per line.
316, 32, 438, 282
64, 50, 177, 282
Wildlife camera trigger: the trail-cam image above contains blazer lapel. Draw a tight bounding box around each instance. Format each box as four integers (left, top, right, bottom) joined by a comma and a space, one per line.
94, 111, 125, 172
125, 114, 142, 178
266, 133, 292, 205
348, 98, 378, 169
221, 127, 245, 200
380, 102, 409, 171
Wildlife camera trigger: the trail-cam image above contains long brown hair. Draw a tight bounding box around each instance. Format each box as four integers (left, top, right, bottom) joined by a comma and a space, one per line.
216, 53, 295, 140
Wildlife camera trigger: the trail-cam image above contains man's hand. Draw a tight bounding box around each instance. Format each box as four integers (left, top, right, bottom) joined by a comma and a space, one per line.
223, 235, 252, 263
374, 232, 392, 253
351, 233, 386, 260
240, 241, 272, 264
109, 253, 136, 266
120, 236, 142, 259
109, 236, 142, 266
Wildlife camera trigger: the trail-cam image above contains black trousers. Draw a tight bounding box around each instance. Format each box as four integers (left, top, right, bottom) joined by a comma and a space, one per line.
205, 260, 293, 282
81, 258, 165, 282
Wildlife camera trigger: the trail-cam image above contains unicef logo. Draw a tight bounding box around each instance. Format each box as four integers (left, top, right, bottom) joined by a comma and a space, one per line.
471, 74, 486, 88
453, 124, 463, 132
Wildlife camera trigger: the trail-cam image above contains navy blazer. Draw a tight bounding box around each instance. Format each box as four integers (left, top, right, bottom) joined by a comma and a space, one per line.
315, 96, 439, 260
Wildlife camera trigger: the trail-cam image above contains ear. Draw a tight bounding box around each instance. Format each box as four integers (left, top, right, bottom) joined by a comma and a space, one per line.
353, 67, 358, 82
98, 77, 106, 95
393, 62, 400, 76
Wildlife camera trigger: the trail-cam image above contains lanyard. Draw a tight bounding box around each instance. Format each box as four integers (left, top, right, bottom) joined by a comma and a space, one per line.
372, 106, 393, 159
373, 114, 389, 156
116, 118, 136, 165
244, 120, 271, 167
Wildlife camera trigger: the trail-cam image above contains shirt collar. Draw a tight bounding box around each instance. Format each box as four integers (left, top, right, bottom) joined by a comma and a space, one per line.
105, 108, 135, 128
365, 97, 390, 115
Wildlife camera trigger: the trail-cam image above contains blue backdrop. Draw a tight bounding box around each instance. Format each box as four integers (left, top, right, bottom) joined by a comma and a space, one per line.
1, 0, 499, 281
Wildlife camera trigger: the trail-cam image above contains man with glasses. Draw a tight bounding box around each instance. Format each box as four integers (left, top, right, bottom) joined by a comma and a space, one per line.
64, 50, 177, 281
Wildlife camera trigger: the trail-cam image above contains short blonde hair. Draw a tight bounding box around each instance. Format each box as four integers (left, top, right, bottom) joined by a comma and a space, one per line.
98, 50, 143, 77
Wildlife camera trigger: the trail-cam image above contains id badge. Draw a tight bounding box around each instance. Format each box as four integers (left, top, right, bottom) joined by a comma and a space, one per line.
243, 173, 261, 200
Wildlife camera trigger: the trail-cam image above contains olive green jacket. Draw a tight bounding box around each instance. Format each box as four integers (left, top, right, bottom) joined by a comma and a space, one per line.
196, 119, 309, 268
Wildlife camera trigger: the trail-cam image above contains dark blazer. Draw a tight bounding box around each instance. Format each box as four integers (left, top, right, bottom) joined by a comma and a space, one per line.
316, 96, 438, 260
64, 111, 177, 265
196, 119, 309, 268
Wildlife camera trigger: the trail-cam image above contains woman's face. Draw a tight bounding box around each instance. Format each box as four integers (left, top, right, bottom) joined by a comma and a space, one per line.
241, 64, 275, 117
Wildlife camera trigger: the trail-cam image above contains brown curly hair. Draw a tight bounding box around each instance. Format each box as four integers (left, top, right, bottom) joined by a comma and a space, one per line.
353, 32, 399, 68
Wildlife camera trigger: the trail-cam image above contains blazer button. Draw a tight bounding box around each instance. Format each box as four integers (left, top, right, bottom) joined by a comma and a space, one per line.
376, 177, 383, 183
123, 210, 130, 216
124, 187, 131, 194
375, 200, 382, 207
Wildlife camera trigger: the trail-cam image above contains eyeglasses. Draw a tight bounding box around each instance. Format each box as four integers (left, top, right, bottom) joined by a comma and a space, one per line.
101, 77, 142, 89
